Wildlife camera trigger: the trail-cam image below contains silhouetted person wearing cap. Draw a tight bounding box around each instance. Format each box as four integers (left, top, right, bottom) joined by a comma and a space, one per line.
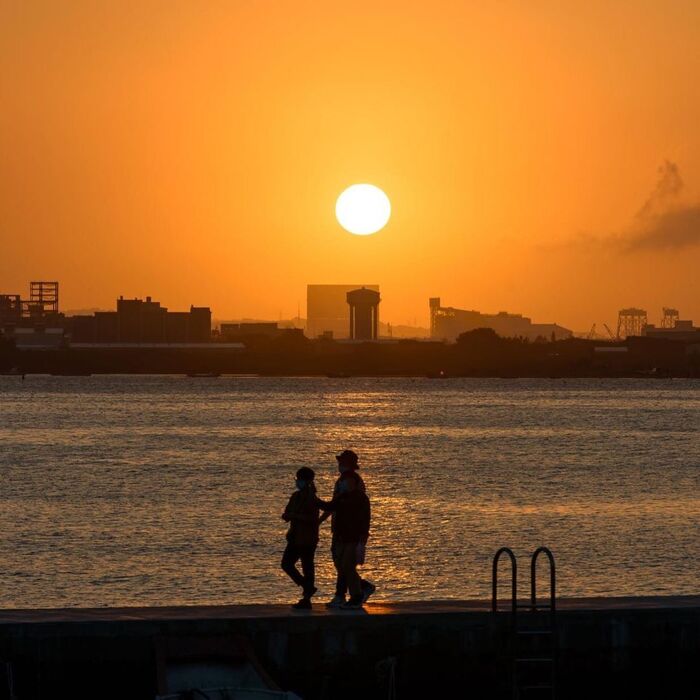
281, 467, 319, 609
318, 450, 375, 609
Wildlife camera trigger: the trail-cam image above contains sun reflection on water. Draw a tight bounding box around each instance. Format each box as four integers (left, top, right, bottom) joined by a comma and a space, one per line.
0, 375, 698, 607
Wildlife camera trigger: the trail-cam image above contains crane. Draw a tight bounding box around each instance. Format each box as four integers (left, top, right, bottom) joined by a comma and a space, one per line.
603, 323, 617, 341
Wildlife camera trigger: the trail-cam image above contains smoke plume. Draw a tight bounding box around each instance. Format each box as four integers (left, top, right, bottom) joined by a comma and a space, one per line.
624, 161, 700, 251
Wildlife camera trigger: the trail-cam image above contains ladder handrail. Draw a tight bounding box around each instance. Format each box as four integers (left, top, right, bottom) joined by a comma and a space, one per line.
492, 546, 557, 699
492, 547, 517, 614
530, 546, 556, 613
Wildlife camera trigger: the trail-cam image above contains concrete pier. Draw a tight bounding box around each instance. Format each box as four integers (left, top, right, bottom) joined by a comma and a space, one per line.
0, 596, 698, 698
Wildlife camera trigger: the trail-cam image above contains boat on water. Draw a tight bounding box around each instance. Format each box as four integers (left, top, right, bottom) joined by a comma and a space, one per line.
155, 635, 302, 700
186, 372, 221, 378
50, 371, 92, 376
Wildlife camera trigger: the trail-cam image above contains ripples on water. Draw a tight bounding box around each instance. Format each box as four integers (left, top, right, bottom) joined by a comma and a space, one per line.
0, 376, 698, 608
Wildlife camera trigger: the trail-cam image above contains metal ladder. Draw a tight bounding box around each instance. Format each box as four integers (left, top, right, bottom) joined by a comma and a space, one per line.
492, 547, 557, 699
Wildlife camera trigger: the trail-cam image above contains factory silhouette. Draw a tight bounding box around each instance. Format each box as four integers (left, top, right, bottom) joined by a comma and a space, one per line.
0, 280, 698, 376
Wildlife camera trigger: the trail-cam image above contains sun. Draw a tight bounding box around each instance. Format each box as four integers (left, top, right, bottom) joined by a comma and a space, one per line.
335, 184, 391, 235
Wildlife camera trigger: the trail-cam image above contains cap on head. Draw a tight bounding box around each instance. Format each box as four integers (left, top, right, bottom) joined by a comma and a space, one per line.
336, 449, 359, 469
296, 467, 315, 481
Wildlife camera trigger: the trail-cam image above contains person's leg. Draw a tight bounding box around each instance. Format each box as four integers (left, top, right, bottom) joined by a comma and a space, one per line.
339, 542, 362, 598
331, 538, 347, 597
360, 577, 376, 602
281, 543, 305, 588
299, 545, 316, 598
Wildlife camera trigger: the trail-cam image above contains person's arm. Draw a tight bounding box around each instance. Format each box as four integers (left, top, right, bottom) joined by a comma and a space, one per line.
317, 477, 349, 516
359, 494, 371, 543
288, 491, 318, 523
281, 494, 294, 521
312, 495, 334, 522
315, 496, 338, 512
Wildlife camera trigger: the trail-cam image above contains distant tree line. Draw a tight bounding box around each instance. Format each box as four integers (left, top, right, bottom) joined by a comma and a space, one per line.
2, 327, 698, 377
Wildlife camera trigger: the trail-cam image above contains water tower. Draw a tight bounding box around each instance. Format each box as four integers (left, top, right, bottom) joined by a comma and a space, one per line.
347, 287, 380, 340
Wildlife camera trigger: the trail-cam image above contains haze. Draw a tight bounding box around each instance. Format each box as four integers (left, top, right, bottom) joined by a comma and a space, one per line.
1, 1, 699, 330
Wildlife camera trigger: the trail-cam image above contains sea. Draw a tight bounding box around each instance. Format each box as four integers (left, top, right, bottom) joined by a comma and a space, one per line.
0, 375, 698, 608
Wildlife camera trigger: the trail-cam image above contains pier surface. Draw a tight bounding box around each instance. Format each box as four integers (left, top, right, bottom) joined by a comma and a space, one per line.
0, 593, 699, 623
0, 595, 698, 699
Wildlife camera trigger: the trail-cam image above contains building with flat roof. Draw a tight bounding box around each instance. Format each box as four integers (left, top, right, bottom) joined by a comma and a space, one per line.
307, 284, 380, 339
220, 322, 279, 337
429, 297, 572, 342
219, 322, 304, 342
70, 297, 212, 344
0, 294, 22, 325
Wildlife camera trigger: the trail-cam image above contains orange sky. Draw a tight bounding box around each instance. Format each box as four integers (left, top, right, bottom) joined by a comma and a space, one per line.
1, 1, 699, 331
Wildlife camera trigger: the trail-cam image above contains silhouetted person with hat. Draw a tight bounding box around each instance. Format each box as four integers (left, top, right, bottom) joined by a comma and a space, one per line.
281, 467, 319, 609
318, 450, 375, 609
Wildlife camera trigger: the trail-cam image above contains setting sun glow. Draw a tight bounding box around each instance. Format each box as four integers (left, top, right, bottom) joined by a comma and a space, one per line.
335, 184, 391, 236
1, 3, 699, 327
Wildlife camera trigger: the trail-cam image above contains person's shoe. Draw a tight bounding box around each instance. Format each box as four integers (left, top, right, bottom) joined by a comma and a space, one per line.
325, 595, 346, 608
292, 597, 312, 610
341, 595, 364, 610
361, 581, 376, 604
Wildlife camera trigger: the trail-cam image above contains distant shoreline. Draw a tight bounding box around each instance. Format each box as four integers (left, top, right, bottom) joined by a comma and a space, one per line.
1, 334, 698, 379
2, 370, 699, 379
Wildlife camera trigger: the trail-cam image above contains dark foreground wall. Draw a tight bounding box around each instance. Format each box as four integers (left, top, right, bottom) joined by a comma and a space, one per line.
0, 597, 698, 699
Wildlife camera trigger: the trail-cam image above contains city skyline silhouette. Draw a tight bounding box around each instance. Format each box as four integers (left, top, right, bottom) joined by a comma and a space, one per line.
1, 3, 699, 330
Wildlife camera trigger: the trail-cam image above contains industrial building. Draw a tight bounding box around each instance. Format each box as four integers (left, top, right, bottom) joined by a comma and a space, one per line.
306, 284, 380, 339
0, 281, 67, 347
0, 281, 61, 326
613, 307, 699, 341
71, 296, 212, 344
429, 297, 573, 342
643, 308, 699, 341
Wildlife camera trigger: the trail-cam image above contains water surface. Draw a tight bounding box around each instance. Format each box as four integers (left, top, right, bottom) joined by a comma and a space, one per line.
0, 375, 698, 608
